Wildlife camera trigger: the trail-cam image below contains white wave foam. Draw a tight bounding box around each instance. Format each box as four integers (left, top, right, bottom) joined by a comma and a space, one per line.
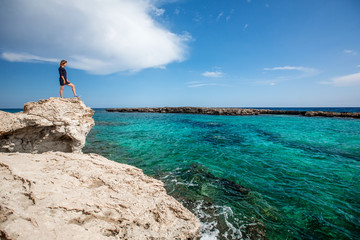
192, 200, 244, 240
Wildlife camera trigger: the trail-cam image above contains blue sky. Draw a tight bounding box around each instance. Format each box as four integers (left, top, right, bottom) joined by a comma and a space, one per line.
1, 0, 359, 108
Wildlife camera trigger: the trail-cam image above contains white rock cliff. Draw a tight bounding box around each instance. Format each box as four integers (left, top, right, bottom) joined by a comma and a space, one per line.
0, 98, 201, 239
0, 98, 94, 153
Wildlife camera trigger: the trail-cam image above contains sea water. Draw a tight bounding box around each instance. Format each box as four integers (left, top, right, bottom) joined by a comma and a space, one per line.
82, 109, 360, 240
3, 107, 358, 239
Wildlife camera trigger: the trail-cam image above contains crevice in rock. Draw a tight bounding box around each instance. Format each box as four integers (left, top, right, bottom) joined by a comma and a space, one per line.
0, 230, 11, 240
0, 205, 13, 224
23, 192, 36, 205
49, 206, 130, 226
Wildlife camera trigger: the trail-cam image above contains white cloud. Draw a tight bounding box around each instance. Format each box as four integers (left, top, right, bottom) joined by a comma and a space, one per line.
180, 31, 194, 42
322, 73, 360, 86
186, 81, 202, 85
357, 65, 360, 68
185, 79, 228, 88
217, 9, 234, 22
226, 9, 235, 22
217, 12, 224, 21
1, 52, 58, 63
344, 49, 357, 55
153, 8, 165, 16
264, 66, 317, 73
188, 83, 220, 88
243, 24, 249, 31
202, 71, 223, 78
0, 0, 190, 75
259, 65, 318, 85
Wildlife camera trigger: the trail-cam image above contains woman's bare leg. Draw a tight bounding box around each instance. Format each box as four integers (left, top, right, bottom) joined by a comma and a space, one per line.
60, 86, 64, 98
67, 83, 77, 96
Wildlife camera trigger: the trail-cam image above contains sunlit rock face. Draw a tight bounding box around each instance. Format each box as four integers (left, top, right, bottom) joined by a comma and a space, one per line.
0, 98, 94, 153
0, 152, 201, 240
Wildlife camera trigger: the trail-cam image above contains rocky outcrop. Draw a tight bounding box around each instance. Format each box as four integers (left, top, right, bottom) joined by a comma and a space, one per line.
106, 107, 360, 118
0, 98, 201, 239
0, 98, 94, 153
0, 152, 201, 240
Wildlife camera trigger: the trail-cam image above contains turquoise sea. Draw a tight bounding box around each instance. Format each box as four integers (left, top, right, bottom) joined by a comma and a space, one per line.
81, 108, 360, 240
2, 107, 359, 239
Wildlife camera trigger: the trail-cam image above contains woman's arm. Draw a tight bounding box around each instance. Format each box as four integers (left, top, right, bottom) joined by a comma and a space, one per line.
61, 76, 67, 84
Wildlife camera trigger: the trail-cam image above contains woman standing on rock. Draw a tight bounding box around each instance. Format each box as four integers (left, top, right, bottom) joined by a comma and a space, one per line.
59, 60, 78, 98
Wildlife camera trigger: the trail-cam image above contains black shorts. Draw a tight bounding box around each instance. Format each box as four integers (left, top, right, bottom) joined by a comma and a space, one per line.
59, 79, 71, 86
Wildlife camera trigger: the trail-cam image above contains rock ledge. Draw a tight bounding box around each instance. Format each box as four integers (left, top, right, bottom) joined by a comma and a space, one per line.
0, 98, 94, 153
0, 152, 201, 239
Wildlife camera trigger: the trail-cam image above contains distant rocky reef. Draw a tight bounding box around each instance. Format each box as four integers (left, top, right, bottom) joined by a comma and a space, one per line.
106, 107, 360, 118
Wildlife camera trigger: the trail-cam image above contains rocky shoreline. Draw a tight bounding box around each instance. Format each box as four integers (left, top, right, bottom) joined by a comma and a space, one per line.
106, 107, 360, 119
0, 98, 201, 239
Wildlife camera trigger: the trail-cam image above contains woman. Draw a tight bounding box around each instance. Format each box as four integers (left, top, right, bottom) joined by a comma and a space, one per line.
59, 60, 78, 98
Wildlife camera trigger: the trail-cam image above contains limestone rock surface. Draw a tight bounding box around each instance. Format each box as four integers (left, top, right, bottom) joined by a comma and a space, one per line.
0, 152, 201, 240
0, 98, 94, 153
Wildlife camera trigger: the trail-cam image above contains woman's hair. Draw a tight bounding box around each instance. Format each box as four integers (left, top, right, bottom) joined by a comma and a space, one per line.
60, 60, 67, 66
